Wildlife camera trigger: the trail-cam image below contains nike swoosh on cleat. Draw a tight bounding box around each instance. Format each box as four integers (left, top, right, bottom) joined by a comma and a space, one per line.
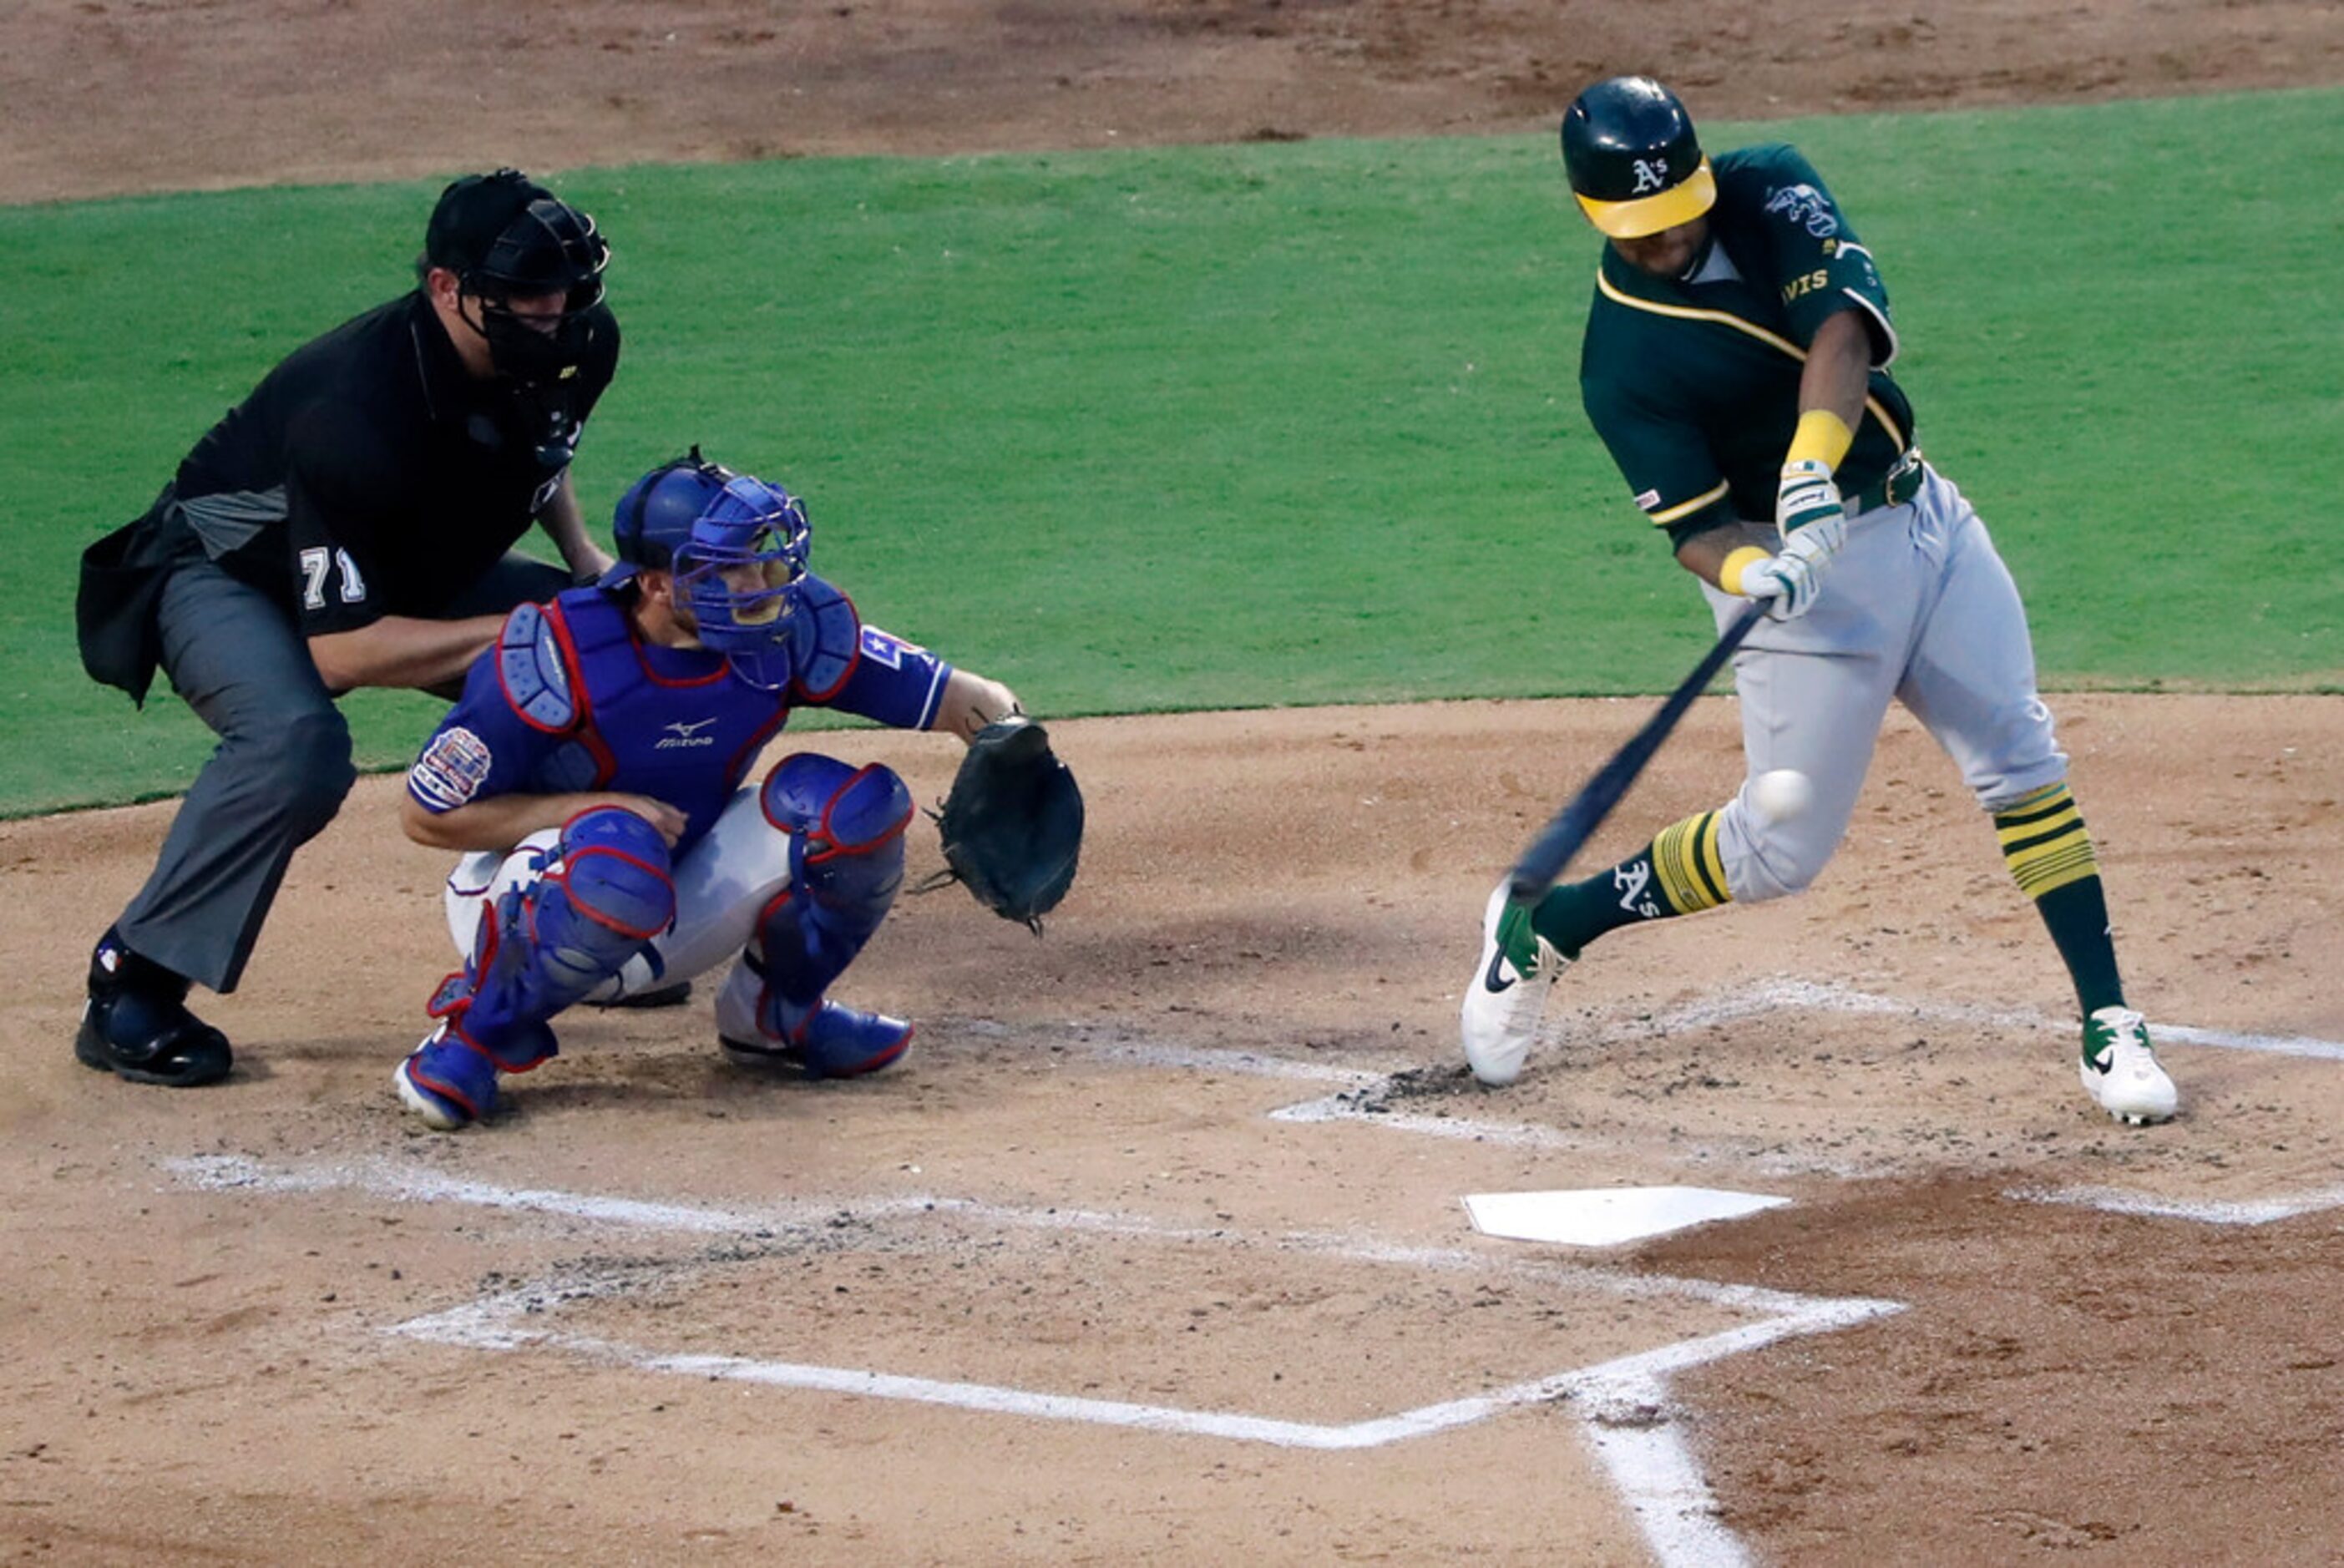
1482, 948, 1516, 994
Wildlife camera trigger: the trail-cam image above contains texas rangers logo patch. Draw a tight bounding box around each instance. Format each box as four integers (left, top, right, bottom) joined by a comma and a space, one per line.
409, 726, 494, 812
858, 627, 926, 670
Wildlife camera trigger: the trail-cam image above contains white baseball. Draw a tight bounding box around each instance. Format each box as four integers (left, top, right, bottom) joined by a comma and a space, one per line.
1749, 768, 1815, 826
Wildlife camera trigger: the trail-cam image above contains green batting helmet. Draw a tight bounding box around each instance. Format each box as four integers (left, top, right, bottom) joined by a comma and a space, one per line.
1560, 76, 1716, 239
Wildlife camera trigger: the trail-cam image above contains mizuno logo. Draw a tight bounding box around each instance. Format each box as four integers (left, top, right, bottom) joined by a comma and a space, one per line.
655, 717, 719, 751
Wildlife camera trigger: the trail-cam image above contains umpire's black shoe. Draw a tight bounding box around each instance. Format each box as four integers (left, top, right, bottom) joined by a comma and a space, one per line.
74, 935, 232, 1087
584, 979, 692, 1009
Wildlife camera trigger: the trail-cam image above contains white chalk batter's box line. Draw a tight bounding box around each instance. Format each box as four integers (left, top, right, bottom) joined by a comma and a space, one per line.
2002, 1181, 2344, 1227
162, 1151, 1843, 1313
1645, 979, 2344, 1063
1076, 979, 2344, 1084
1081, 981, 2344, 1211
165, 1152, 1899, 1568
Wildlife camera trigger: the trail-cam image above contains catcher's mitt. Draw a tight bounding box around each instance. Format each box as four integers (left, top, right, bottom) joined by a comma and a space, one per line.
924, 716, 1083, 932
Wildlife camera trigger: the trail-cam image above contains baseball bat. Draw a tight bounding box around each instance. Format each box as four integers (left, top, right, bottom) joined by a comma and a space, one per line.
1505, 600, 1766, 905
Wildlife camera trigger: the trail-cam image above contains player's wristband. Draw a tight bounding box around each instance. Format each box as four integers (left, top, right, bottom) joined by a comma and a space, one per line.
1785, 408, 1854, 473
1719, 546, 1771, 597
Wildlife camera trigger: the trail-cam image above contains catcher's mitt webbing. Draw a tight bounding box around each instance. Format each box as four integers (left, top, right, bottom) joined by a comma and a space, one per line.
921, 716, 1083, 932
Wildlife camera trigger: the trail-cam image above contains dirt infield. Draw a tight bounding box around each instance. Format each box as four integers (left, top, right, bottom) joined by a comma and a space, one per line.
8, 5, 2344, 1564
5, 0, 2342, 202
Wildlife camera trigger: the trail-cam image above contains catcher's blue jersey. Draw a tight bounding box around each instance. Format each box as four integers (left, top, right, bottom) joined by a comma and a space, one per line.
408, 585, 950, 853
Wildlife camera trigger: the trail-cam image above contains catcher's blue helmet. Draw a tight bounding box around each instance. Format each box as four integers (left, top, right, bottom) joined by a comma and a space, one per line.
607, 448, 813, 689
608, 447, 730, 575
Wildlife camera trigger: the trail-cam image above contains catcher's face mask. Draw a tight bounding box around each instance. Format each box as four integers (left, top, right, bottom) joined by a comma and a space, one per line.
675, 476, 813, 689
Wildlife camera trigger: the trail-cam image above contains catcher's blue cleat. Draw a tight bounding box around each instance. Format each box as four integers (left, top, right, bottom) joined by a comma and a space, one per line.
723, 994, 913, 1080
786, 1000, 914, 1078
394, 1026, 499, 1130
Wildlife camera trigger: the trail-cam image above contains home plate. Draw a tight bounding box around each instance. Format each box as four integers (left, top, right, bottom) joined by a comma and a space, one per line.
1463, 1187, 1790, 1248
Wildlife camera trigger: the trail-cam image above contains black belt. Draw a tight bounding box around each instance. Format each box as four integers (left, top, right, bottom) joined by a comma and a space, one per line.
1849, 449, 1926, 516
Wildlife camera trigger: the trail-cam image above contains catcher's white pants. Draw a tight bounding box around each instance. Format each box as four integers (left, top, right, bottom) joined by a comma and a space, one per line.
443, 784, 789, 1008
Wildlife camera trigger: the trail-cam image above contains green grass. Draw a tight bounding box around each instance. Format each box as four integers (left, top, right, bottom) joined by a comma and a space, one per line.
4, 87, 2339, 815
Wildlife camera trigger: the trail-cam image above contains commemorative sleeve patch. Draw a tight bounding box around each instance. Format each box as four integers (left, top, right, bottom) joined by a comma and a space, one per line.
408, 726, 494, 812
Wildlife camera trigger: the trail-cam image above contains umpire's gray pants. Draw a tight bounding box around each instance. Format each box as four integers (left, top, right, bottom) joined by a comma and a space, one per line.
114, 552, 570, 994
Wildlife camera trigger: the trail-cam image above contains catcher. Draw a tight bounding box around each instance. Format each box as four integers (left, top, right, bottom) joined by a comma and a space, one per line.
392, 448, 1081, 1130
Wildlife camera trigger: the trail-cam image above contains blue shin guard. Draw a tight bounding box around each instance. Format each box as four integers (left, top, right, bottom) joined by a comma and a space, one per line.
752, 755, 913, 1043
433, 807, 678, 1068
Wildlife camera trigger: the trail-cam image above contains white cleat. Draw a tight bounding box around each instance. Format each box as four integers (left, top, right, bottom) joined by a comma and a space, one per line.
2079, 1005, 2178, 1125
1460, 884, 1570, 1086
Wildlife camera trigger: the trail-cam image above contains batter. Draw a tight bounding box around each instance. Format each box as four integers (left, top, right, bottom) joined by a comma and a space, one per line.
1460, 76, 2176, 1125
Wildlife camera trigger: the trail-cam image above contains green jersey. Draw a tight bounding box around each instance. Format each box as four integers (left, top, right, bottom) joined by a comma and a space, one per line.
1578, 143, 1916, 543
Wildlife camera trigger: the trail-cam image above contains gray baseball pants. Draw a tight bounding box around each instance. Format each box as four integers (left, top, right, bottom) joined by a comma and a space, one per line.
113, 550, 570, 993
1701, 464, 2068, 904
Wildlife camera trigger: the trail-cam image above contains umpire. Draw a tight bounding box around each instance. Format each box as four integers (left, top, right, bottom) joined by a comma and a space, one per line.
72, 169, 622, 1088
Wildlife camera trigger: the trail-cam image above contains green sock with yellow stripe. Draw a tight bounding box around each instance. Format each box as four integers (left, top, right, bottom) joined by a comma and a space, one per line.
1997, 782, 2125, 1014
1530, 811, 1730, 956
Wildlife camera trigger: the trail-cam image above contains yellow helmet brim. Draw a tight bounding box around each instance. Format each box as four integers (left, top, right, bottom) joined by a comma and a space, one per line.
1574, 158, 1717, 239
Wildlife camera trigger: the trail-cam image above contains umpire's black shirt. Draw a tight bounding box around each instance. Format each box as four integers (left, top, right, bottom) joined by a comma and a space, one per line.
159, 289, 620, 637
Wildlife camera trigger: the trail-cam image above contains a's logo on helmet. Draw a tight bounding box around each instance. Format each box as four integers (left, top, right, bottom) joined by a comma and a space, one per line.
1631, 158, 1670, 194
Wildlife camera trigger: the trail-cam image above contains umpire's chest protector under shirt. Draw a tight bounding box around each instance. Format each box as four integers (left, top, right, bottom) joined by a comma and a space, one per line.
173, 291, 620, 633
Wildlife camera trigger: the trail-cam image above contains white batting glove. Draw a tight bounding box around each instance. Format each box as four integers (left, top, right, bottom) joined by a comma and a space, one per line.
1776, 458, 1847, 537
1736, 518, 1844, 621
